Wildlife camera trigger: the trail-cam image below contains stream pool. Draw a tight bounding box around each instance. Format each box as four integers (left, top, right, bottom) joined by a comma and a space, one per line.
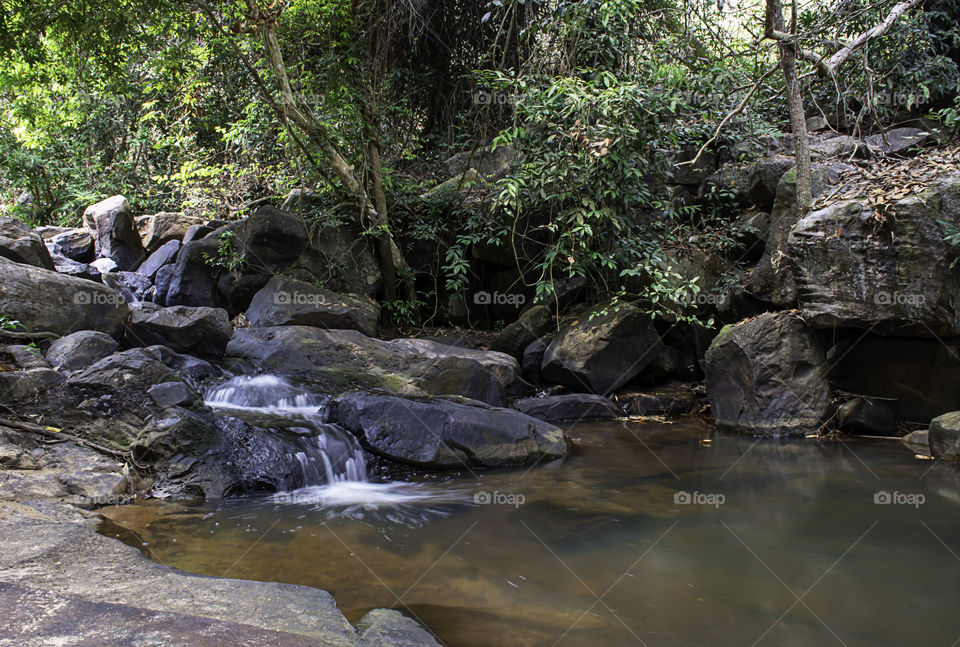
100, 418, 960, 646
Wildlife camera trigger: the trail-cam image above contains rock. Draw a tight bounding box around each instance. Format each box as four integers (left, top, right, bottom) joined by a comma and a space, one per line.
216, 270, 271, 314
245, 275, 380, 338
0, 368, 66, 405
147, 382, 195, 408
837, 397, 897, 436
828, 335, 960, 423
329, 391, 568, 468
240, 206, 307, 268
747, 156, 795, 208
929, 412, 960, 462
0, 502, 384, 646
810, 134, 862, 158
165, 238, 226, 308
135, 212, 204, 252
490, 304, 553, 359
420, 168, 482, 202
0, 257, 128, 337
444, 144, 516, 181
101, 271, 153, 303
181, 224, 213, 244
902, 429, 929, 450
662, 147, 717, 186
521, 337, 550, 385
806, 115, 829, 131
705, 312, 831, 435
225, 326, 519, 402
356, 609, 443, 647
4, 344, 50, 369
125, 302, 232, 359
154, 265, 175, 304
0, 217, 54, 269
48, 252, 98, 281
748, 162, 854, 306
82, 195, 147, 271
541, 302, 663, 395
45, 331, 119, 372
47, 229, 94, 262
786, 175, 960, 335
512, 394, 620, 422
136, 239, 180, 279
864, 127, 931, 157
90, 257, 118, 274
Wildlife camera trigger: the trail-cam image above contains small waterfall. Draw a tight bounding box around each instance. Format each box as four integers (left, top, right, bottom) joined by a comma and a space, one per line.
205, 375, 368, 485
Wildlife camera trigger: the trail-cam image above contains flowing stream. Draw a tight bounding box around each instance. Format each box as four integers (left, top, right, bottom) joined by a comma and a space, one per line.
101, 386, 960, 647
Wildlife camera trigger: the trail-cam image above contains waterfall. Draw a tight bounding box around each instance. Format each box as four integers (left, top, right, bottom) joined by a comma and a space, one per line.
205, 375, 368, 485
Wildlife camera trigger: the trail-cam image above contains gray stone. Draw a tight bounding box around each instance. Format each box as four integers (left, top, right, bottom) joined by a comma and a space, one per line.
541, 302, 663, 395
147, 382, 195, 408
45, 331, 119, 372
136, 239, 180, 279
135, 212, 204, 252
0, 257, 128, 338
90, 257, 118, 274
356, 609, 443, 647
330, 391, 568, 468
864, 127, 931, 157
47, 229, 94, 262
82, 195, 147, 270
245, 275, 380, 338
0, 216, 54, 269
705, 312, 831, 436
491, 304, 553, 359
125, 302, 232, 359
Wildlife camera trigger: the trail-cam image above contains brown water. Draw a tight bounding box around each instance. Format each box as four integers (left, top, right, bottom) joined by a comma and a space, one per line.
100, 418, 960, 646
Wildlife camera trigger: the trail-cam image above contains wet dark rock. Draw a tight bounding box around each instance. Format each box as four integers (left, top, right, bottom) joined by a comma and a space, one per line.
512, 393, 620, 422
521, 337, 550, 385
102, 271, 153, 303
837, 397, 897, 436
240, 206, 307, 268
491, 304, 553, 359
165, 238, 227, 309
705, 312, 830, 435
329, 391, 568, 468
147, 382, 197, 408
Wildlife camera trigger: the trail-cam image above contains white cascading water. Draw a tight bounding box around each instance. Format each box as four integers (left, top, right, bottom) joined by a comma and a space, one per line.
205, 375, 368, 485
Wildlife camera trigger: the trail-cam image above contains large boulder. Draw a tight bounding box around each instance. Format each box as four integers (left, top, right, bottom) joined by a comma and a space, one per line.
225, 326, 519, 403
786, 175, 960, 335
541, 303, 663, 394
0, 217, 54, 269
705, 312, 831, 435
329, 391, 568, 468
864, 127, 931, 157
245, 275, 380, 338
125, 302, 232, 359
490, 304, 553, 359
748, 163, 853, 306
281, 189, 381, 297
135, 212, 204, 252
45, 331, 119, 372
164, 238, 226, 308
0, 257, 128, 337
82, 195, 147, 271
929, 412, 960, 462
239, 206, 307, 268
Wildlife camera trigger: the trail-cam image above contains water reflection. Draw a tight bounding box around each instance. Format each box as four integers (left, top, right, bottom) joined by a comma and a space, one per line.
101, 418, 960, 647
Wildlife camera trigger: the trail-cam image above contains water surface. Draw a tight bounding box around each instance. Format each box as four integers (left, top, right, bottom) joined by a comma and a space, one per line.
101, 418, 960, 646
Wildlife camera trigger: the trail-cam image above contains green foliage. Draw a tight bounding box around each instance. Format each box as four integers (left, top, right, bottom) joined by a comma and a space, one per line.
201, 230, 246, 273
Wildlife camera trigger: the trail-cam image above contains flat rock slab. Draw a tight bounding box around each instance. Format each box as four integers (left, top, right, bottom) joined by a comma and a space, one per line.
0, 581, 327, 647
512, 394, 621, 422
